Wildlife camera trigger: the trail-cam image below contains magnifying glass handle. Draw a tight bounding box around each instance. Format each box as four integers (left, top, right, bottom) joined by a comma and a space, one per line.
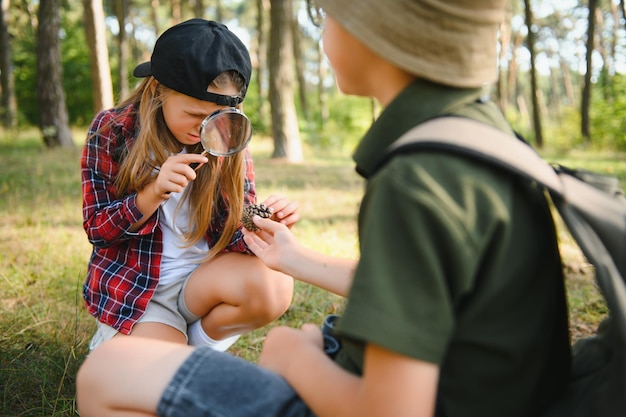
189, 150, 209, 171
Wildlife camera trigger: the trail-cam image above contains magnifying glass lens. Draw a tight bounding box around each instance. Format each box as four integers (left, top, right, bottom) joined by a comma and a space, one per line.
200, 108, 252, 157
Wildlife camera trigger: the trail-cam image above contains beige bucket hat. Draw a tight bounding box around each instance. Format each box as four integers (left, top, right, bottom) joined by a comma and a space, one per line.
315, 0, 506, 88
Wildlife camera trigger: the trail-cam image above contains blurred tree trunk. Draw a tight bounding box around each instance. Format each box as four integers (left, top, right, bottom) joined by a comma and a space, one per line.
213, 0, 223, 21
194, 0, 204, 17
292, 16, 307, 120
497, 6, 512, 112
151, 0, 160, 34
37, 0, 73, 147
268, 0, 302, 161
582, 0, 597, 141
560, 57, 576, 106
621, 0, 625, 32
84, 0, 114, 112
317, 36, 328, 129
507, 30, 523, 112
594, 8, 610, 100
524, 0, 543, 147
255, 0, 269, 126
0, 0, 16, 129
171, 0, 182, 24
114, 0, 130, 100
608, 0, 619, 99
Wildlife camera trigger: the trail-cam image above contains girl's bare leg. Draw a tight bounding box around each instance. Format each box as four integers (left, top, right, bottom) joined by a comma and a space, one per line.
76, 337, 193, 417
184, 252, 294, 340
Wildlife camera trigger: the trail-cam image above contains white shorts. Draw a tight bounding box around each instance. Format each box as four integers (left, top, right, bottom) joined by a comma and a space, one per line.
89, 275, 201, 351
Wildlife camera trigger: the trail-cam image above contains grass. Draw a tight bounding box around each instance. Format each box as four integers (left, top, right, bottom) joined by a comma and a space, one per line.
0, 127, 623, 416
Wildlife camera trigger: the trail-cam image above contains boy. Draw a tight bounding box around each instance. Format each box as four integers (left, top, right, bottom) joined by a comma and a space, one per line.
76, 1, 571, 416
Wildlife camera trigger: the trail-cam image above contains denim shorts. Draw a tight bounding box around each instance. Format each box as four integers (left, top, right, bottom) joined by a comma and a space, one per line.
157, 346, 315, 417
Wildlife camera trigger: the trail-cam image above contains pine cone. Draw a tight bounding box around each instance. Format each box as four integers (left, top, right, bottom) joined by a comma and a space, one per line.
242, 203, 272, 231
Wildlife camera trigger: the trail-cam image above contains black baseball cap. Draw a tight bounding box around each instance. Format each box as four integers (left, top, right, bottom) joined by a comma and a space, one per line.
133, 19, 252, 107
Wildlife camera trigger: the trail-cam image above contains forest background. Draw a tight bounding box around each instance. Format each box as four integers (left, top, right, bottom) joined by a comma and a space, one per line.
0, 0, 625, 416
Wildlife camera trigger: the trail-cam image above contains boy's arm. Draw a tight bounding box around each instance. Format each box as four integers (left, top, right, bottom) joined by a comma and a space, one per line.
259, 325, 439, 417
242, 217, 355, 296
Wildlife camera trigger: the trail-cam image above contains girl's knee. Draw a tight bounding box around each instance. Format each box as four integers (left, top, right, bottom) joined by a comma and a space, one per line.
247, 272, 294, 323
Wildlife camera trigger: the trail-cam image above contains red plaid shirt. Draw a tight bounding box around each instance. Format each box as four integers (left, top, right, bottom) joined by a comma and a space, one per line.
81, 103, 256, 335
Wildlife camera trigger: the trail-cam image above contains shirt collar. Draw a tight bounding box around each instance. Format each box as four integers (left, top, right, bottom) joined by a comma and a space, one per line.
353, 79, 486, 178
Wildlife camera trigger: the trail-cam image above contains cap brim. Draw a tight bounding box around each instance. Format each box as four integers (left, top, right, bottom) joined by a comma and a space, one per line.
133, 62, 152, 78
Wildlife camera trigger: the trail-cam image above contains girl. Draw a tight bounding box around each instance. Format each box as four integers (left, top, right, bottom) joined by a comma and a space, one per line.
81, 19, 296, 352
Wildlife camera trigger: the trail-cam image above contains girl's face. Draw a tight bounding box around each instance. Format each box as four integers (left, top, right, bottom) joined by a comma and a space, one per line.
161, 85, 240, 146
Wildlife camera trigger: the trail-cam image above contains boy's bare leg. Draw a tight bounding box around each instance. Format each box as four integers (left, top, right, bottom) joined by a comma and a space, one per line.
77, 337, 193, 417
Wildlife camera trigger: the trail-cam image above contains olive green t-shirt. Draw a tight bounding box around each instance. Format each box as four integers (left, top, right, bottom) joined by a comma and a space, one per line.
335, 79, 571, 417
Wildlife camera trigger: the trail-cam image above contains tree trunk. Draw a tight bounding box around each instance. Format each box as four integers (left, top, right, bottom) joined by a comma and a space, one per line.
268, 0, 302, 161
115, 0, 130, 100
83, 0, 114, 113
292, 16, 307, 120
213, 0, 223, 22
507, 30, 523, 113
609, 0, 619, 99
497, 7, 512, 112
194, 0, 204, 17
0, 0, 16, 129
317, 37, 328, 129
151, 0, 160, 34
171, 0, 182, 25
560, 57, 576, 106
581, 0, 597, 142
524, 0, 543, 147
36, 0, 73, 148
255, 0, 269, 126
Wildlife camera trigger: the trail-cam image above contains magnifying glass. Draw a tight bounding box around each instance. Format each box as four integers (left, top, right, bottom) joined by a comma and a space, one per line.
198, 107, 252, 158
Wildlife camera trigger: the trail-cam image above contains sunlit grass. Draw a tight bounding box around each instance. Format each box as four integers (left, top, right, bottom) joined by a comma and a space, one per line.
0, 127, 620, 415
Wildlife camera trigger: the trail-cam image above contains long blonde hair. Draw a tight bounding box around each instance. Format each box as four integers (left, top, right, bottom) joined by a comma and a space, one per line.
113, 72, 248, 260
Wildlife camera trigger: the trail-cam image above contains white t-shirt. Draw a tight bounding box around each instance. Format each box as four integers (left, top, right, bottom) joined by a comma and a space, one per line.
158, 187, 208, 286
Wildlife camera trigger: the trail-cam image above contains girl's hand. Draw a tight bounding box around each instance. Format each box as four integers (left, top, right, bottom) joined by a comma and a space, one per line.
154, 154, 208, 197
261, 195, 300, 229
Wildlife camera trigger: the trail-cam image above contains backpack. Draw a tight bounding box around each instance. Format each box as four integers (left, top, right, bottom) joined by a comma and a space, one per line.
383, 116, 626, 417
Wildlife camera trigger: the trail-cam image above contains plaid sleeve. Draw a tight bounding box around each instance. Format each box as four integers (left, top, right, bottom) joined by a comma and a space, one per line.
81, 109, 158, 248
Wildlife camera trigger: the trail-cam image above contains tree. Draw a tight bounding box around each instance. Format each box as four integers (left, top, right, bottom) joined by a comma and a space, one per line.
114, 0, 130, 100
83, 0, 114, 112
0, 0, 16, 129
254, 0, 269, 126
582, 0, 598, 141
268, 0, 302, 161
524, 0, 543, 147
36, 0, 73, 147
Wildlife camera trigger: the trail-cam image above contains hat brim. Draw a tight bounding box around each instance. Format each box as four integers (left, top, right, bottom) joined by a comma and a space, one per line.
133, 62, 152, 78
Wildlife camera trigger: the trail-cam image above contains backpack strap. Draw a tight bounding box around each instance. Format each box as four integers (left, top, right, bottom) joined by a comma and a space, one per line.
384, 116, 626, 343
387, 116, 563, 195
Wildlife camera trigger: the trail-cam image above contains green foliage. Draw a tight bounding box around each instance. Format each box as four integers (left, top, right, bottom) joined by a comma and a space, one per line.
590, 74, 626, 151
300, 92, 373, 155
12, 6, 94, 128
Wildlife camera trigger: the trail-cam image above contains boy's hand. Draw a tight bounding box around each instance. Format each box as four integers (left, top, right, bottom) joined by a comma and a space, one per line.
242, 217, 299, 272
258, 324, 324, 375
